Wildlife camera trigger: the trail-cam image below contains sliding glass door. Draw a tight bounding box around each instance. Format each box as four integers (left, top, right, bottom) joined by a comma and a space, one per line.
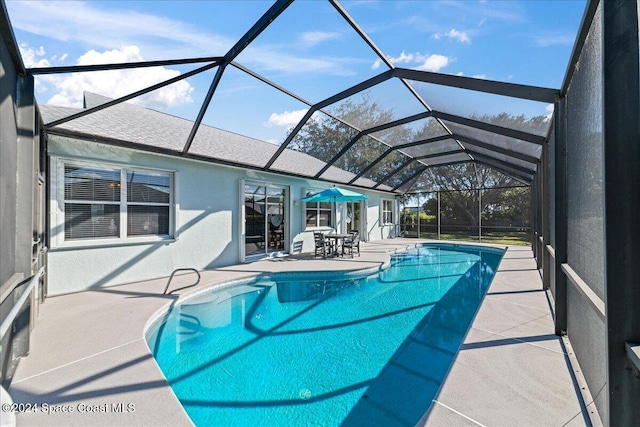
244, 184, 287, 257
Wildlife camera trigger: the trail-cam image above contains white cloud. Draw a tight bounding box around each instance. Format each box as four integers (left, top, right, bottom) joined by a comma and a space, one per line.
8, 1, 358, 78
532, 33, 576, 47
416, 54, 449, 72
372, 50, 414, 69
51, 53, 68, 63
433, 29, 471, 44
389, 50, 415, 65
243, 45, 355, 76
19, 44, 50, 68
7, 1, 233, 58
371, 51, 452, 73
300, 31, 341, 47
443, 1, 525, 24
264, 109, 322, 130
19, 44, 54, 93
545, 104, 554, 121
38, 45, 193, 109
265, 109, 309, 127
472, 74, 488, 79
449, 29, 471, 44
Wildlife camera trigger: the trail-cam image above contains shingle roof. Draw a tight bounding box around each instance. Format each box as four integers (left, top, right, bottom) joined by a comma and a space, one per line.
40, 92, 391, 191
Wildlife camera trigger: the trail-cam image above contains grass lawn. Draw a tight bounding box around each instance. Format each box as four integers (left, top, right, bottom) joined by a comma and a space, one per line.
401, 231, 531, 246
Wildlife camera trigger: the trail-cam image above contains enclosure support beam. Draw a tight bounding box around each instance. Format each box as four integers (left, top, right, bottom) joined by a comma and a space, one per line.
14, 74, 36, 360
184, 0, 294, 154
391, 166, 428, 192
437, 191, 441, 240
472, 159, 532, 185
478, 189, 482, 242
15, 75, 35, 279
541, 137, 550, 290
29, 56, 223, 75
348, 135, 452, 184
373, 158, 414, 189
417, 200, 421, 239
561, 0, 601, 96
183, 64, 227, 153
393, 68, 559, 103
46, 62, 219, 129
553, 98, 568, 336
536, 167, 541, 262
532, 160, 538, 261
264, 69, 394, 170
454, 134, 540, 165
465, 151, 536, 176
432, 111, 546, 145
602, 1, 640, 426
315, 111, 432, 178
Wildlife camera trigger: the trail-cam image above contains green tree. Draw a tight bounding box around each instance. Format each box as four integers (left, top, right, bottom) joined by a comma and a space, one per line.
481, 186, 531, 227
288, 92, 444, 188
290, 93, 405, 176
405, 111, 545, 225
471, 112, 549, 136
423, 197, 438, 216
288, 91, 541, 232
408, 163, 530, 227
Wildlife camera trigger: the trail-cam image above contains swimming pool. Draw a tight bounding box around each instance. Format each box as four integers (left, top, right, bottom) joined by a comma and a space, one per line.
146, 244, 504, 426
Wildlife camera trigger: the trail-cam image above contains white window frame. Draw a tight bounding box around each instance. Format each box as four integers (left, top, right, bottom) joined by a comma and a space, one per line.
52, 157, 176, 248
303, 189, 334, 230
381, 198, 394, 225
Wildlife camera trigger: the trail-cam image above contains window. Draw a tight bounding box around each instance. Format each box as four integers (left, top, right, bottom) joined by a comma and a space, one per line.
126, 170, 171, 236
62, 162, 172, 242
382, 199, 394, 225
64, 165, 121, 240
305, 191, 333, 228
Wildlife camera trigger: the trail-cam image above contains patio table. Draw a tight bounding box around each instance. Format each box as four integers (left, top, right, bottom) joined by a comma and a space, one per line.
325, 234, 352, 257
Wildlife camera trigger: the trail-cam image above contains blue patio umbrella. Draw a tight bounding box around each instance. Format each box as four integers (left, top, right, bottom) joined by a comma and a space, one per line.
300, 186, 368, 203
301, 186, 367, 230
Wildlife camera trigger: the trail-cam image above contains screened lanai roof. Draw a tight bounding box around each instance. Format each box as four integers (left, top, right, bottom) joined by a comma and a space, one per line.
40, 92, 392, 190
6, 0, 588, 194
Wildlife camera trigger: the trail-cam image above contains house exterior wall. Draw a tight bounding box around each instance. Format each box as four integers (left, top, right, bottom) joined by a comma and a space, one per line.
46, 135, 398, 295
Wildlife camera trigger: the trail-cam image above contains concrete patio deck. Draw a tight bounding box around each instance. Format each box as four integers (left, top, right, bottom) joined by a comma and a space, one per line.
6, 239, 594, 426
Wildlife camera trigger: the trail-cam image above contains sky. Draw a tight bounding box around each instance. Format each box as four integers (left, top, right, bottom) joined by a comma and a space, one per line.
5, 0, 587, 145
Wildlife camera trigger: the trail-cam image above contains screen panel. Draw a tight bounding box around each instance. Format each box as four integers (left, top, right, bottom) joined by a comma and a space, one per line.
369, 116, 449, 147
232, 0, 383, 103
410, 81, 552, 136
444, 120, 542, 159
271, 110, 358, 176
564, 3, 607, 423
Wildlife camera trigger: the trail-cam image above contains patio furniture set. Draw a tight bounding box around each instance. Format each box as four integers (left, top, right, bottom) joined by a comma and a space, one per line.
314, 230, 360, 258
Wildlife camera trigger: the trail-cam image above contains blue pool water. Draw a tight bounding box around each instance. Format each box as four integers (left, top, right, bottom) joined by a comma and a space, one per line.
146, 244, 504, 426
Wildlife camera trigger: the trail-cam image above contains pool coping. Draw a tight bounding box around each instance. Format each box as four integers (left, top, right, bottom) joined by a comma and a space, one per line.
6, 240, 592, 426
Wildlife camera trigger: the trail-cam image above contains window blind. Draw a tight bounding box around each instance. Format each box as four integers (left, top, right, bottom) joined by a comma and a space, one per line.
64, 165, 120, 202
62, 163, 172, 241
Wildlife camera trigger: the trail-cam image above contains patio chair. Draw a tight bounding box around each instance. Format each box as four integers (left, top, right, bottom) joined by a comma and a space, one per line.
314, 232, 331, 258
343, 231, 360, 258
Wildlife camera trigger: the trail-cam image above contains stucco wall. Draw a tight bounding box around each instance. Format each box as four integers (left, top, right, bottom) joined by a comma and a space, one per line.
47, 136, 397, 295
